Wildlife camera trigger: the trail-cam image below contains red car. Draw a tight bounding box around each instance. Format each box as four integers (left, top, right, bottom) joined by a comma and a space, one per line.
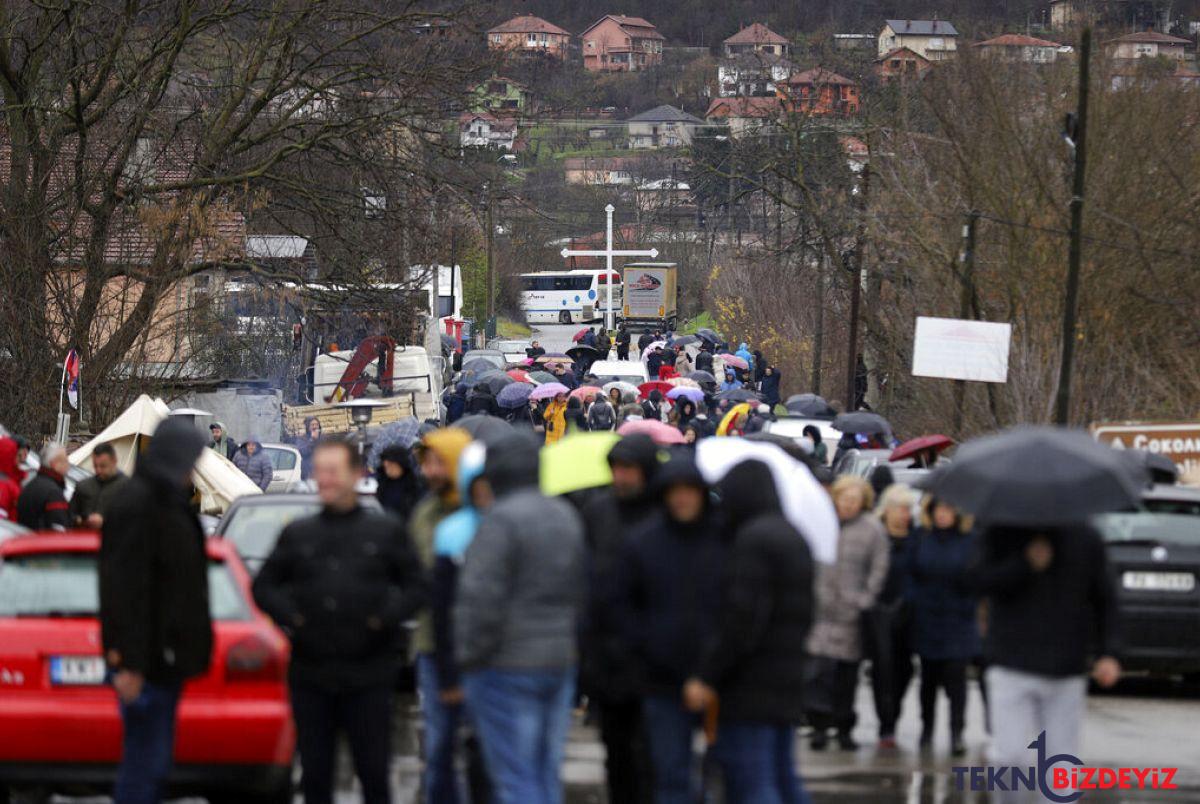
0, 532, 295, 803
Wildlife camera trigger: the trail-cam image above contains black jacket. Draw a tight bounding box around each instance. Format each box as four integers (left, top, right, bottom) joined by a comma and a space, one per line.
580, 435, 661, 702
17, 469, 71, 530
466, 389, 498, 417
253, 504, 427, 690
700, 460, 814, 724
967, 524, 1120, 677
68, 471, 127, 525
646, 352, 663, 378
100, 419, 212, 683
617, 457, 725, 696
637, 333, 654, 352
759, 370, 782, 407
694, 350, 714, 374
374, 445, 424, 529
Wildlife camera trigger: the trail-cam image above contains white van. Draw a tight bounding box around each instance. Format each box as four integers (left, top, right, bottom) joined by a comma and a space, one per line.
589, 359, 649, 386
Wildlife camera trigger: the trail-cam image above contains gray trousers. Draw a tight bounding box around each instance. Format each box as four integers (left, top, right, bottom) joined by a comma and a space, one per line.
985, 665, 1087, 765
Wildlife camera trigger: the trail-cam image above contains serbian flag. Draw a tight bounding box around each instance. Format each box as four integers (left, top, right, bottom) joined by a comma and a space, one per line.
64, 349, 80, 410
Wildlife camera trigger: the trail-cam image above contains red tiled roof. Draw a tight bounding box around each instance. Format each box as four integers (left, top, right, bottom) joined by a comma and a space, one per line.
1105, 30, 1191, 45
975, 33, 1062, 48
584, 15, 665, 40
724, 23, 789, 46
705, 96, 784, 119
489, 15, 570, 36
787, 68, 857, 86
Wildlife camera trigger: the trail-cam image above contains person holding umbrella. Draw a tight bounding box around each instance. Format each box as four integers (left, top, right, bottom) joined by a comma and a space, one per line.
933, 427, 1127, 766
910, 496, 979, 756
806, 475, 889, 750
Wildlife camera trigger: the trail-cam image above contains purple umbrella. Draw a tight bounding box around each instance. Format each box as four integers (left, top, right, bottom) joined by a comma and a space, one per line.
667, 386, 705, 403
530, 382, 570, 401
497, 382, 535, 409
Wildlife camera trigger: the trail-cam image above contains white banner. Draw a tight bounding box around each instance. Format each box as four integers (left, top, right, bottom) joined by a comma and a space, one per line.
912, 316, 1011, 383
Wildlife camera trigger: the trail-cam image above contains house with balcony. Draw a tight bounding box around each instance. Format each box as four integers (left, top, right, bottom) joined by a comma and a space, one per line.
973, 34, 1065, 63
1104, 30, 1191, 61
723, 23, 791, 58
781, 68, 860, 116
877, 19, 959, 61
717, 23, 793, 97
459, 112, 517, 150
487, 15, 571, 60
875, 46, 933, 83
581, 15, 665, 72
626, 105, 704, 148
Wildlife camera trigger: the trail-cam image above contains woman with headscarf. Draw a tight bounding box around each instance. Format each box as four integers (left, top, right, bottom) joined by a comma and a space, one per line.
375, 445, 425, 530
674, 399, 697, 432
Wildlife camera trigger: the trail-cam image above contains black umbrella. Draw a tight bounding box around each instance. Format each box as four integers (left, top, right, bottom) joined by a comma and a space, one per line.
716, 388, 761, 403
785, 393, 837, 419
672, 334, 701, 348
1123, 449, 1178, 485
928, 426, 1145, 526
454, 414, 515, 445
832, 411, 892, 436
696, 327, 723, 344
461, 358, 494, 374
688, 370, 717, 385
566, 345, 600, 363
472, 370, 515, 396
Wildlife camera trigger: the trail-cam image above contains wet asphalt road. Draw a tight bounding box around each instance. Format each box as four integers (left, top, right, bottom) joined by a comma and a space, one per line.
38, 673, 1200, 803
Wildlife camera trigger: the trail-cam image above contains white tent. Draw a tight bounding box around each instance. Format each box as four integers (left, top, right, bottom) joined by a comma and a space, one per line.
70, 395, 261, 514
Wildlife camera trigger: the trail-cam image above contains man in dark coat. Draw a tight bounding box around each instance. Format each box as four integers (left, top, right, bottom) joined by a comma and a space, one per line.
254, 438, 426, 804
580, 435, 661, 804
760, 364, 782, 407
617, 456, 724, 804
374, 444, 424, 530
615, 325, 631, 360
685, 459, 814, 803
645, 347, 664, 380
637, 331, 654, 353
17, 443, 71, 530
443, 383, 468, 425
69, 441, 127, 529
207, 421, 237, 460
526, 341, 546, 359
99, 418, 211, 803
694, 345, 714, 375
232, 437, 273, 491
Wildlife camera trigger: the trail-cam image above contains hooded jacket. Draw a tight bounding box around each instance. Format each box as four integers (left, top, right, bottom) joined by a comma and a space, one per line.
17, 466, 71, 530
617, 456, 725, 695
208, 422, 237, 461
100, 418, 212, 682
0, 437, 22, 521
430, 443, 487, 690
455, 432, 586, 672
233, 437, 273, 491
736, 342, 754, 373
409, 427, 472, 655
579, 435, 662, 701
700, 460, 814, 723
374, 444, 424, 529
543, 398, 568, 444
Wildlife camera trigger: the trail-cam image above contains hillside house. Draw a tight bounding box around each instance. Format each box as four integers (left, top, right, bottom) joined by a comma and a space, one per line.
1104, 30, 1191, 61
974, 34, 1064, 63
705, 96, 785, 137
470, 76, 532, 114
487, 15, 571, 60
626, 105, 704, 148
563, 156, 637, 186
878, 19, 959, 61
875, 46, 933, 83
459, 112, 517, 150
582, 15, 665, 72
781, 68, 860, 116
723, 23, 791, 58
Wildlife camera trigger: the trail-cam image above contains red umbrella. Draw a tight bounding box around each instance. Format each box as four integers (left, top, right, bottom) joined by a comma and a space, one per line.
890, 434, 954, 463
572, 328, 591, 343
639, 380, 674, 399
570, 385, 603, 401
507, 369, 532, 383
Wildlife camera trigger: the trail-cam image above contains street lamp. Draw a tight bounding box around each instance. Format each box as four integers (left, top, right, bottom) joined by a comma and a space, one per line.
336, 398, 390, 455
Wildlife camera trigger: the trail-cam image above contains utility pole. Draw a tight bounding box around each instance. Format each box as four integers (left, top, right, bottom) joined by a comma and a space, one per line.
1055, 27, 1090, 425
952, 210, 979, 434
484, 182, 495, 339
845, 166, 869, 412
811, 251, 825, 395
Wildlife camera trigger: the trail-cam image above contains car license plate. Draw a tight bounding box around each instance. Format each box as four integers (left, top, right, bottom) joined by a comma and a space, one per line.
1122, 571, 1195, 592
49, 655, 106, 686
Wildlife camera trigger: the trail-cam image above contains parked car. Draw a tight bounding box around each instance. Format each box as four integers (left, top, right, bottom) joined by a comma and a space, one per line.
460, 348, 506, 371
0, 532, 294, 803
832, 448, 893, 478
1093, 484, 1200, 680
214, 493, 382, 576
763, 417, 841, 465
259, 443, 303, 493
589, 359, 649, 387
486, 338, 533, 365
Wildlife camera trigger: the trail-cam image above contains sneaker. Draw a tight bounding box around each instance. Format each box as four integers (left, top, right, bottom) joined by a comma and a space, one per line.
836, 732, 858, 751
878, 736, 898, 750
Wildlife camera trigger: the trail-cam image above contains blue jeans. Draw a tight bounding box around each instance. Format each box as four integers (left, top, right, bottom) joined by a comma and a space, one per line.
713, 721, 811, 804
642, 694, 700, 804
114, 681, 181, 804
462, 667, 575, 804
417, 653, 462, 804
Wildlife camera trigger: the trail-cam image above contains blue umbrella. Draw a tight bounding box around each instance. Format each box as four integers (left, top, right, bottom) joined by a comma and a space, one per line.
497, 382, 535, 409
667, 386, 705, 403
366, 417, 421, 468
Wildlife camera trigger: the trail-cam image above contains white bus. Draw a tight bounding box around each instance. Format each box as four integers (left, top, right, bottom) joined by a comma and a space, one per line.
518, 269, 623, 325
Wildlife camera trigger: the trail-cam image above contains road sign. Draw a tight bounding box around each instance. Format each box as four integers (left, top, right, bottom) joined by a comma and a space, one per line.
1091, 421, 1200, 480
911, 316, 1011, 383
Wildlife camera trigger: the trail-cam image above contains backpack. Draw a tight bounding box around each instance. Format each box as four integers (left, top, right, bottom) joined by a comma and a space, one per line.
589, 402, 615, 431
